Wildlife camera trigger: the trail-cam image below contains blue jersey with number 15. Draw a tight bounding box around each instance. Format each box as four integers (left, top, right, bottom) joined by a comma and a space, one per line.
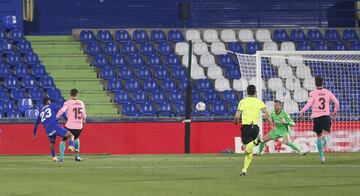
33, 104, 66, 135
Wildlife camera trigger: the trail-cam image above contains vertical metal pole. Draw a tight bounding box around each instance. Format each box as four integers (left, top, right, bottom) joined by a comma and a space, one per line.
256, 52, 263, 136
184, 40, 193, 154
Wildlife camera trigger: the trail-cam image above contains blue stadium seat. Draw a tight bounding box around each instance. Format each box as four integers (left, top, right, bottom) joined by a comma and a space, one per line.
122, 42, 138, 55
228, 102, 238, 114
122, 102, 138, 116
168, 90, 184, 103
24, 109, 39, 117
118, 66, 134, 80
133, 90, 148, 104
17, 40, 32, 54
4, 75, 20, 89
40, 76, 56, 89
147, 54, 162, 68
0, 100, 16, 113
178, 78, 189, 91
114, 90, 131, 104
111, 54, 127, 68
307, 29, 323, 42
86, 42, 101, 56
290, 29, 306, 42
314, 41, 329, 50
133, 30, 149, 42
0, 63, 11, 78
296, 41, 312, 51
97, 30, 112, 42
104, 42, 119, 56
217, 54, 235, 67
0, 30, 7, 41
332, 41, 347, 50
32, 64, 47, 78
14, 64, 29, 78
165, 54, 181, 67
192, 104, 211, 117
156, 42, 173, 55
342, 29, 358, 42
24, 52, 40, 66
143, 78, 159, 91
245, 42, 261, 54
168, 30, 184, 43
191, 89, 203, 103
135, 66, 151, 79
196, 79, 213, 92
154, 67, 169, 79
222, 90, 239, 104
156, 102, 173, 116
211, 101, 228, 116
7, 110, 23, 117
171, 66, 187, 79
23, 75, 38, 89
11, 88, 27, 100
173, 101, 185, 116
0, 40, 14, 53
325, 29, 341, 42
150, 89, 166, 103
125, 78, 140, 91
100, 66, 116, 80
139, 101, 155, 116
273, 29, 289, 42
350, 41, 360, 50
107, 78, 122, 92
47, 88, 62, 100
29, 88, 43, 101
115, 30, 131, 43
161, 78, 176, 91
225, 65, 241, 79
6, 52, 21, 65
18, 98, 33, 112
93, 54, 108, 68
227, 42, 244, 53
140, 42, 155, 55
9, 28, 24, 41
0, 111, 3, 118
262, 89, 274, 102
0, 87, 9, 101
2, 15, 18, 30
129, 54, 145, 68
151, 30, 166, 43
204, 90, 220, 103
80, 30, 96, 43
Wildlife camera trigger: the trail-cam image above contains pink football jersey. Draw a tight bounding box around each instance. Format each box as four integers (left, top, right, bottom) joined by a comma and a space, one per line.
57, 99, 86, 129
300, 88, 339, 118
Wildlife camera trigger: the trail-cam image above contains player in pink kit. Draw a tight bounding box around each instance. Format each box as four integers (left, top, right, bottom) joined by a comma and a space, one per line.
300, 77, 339, 163
56, 89, 86, 162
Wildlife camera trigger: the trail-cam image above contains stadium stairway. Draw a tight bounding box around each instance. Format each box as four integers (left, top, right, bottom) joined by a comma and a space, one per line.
27, 36, 118, 116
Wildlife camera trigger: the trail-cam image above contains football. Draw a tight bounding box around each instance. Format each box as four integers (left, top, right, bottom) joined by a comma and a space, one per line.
196, 102, 206, 112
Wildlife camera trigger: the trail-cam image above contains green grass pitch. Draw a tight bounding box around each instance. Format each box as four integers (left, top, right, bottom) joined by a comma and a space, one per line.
0, 153, 359, 196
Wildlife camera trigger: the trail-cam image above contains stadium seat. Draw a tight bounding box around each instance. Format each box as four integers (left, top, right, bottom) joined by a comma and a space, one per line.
154, 67, 169, 79
47, 88, 62, 100
4, 75, 20, 89
191, 89, 203, 103
93, 54, 108, 68
139, 101, 155, 116
217, 54, 235, 67
288, 55, 304, 67
273, 29, 289, 42
133, 90, 148, 104
2, 15, 18, 30
307, 29, 323, 42
275, 89, 292, 102
207, 66, 223, 80
115, 30, 131, 43
11, 88, 27, 100
280, 42, 296, 51
290, 29, 306, 42
185, 29, 201, 42
122, 42, 138, 55
104, 42, 119, 56
29, 88, 43, 101
80, 30, 96, 43
161, 78, 176, 91
314, 41, 329, 50
24, 109, 39, 117
168, 30, 184, 43
107, 78, 122, 92
7, 109, 22, 117
178, 78, 189, 91
256, 29, 272, 42
111, 54, 127, 68
221, 29, 237, 42
325, 29, 341, 42
129, 54, 145, 68
211, 42, 227, 55
293, 88, 309, 102
296, 65, 312, 79
196, 79, 213, 92
222, 90, 238, 104
278, 65, 293, 79
211, 101, 228, 116
214, 78, 231, 92
151, 30, 166, 43
284, 100, 299, 114
204, 90, 220, 103
0, 30, 7, 41
100, 66, 116, 80
303, 77, 316, 90
97, 30, 112, 42
285, 77, 301, 91
150, 89, 166, 103
143, 78, 159, 91
203, 29, 220, 43
175, 42, 189, 56
140, 42, 155, 55
18, 98, 33, 112
182, 54, 198, 67
156, 42, 172, 55
0, 100, 16, 113
0, 87, 9, 101
268, 78, 284, 91
245, 42, 261, 54
125, 78, 140, 91
165, 54, 181, 68
191, 65, 206, 79
86, 42, 101, 56
17, 40, 32, 54
0, 40, 14, 53
40, 76, 56, 89
296, 41, 312, 51
263, 41, 278, 51
200, 54, 216, 68
14, 64, 29, 78
9, 28, 24, 41
156, 102, 173, 116
171, 66, 187, 79
332, 41, 347, 50
168, 90, 184, 103
238, 29, 255, 42
147, 54, 162, 68
249, 78, 266, 90
193, 42, 209, 55
23, 75, 38, 89
118, 66, 133, 80
6, 52, 21, 65
114, 91, 131, 104
135, 66, 151, 79
342, 29, 358, 42
227, 42, 244, 53
133, 30, 149, 42
350, 41, 360, 50
122, 102, 138, 116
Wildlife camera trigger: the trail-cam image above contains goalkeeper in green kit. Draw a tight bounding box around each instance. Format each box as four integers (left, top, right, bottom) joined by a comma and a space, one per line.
257, 100, 306, 155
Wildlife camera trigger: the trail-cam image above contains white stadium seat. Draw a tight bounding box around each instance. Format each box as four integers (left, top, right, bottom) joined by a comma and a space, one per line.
182, 54, 198, 67
193, 42, 209, 55
186, 29, 202, 42
263, 41, 278, 51
191, 65, 206, 79
175, 42, 189, 56
296, 65, 312, 79
303, 77, 316, 90
275, 89, 292, 102
285, 77, 301, 91
207, 66, 224, 79
270, 55, 287, 67
233, 78, 248, 91
215, 78, 231, 92
278, 65, 294, 79
220, 29, 237, 42
249, 78, 266, 89
284, 100, 299, 114
288, 55, 304, 67
238, 29, 255, 42
256, 29, 272, 42
280, 41, 296, 51
268, 78, 284, 91
211, 42, 227, 55
265, 101, 275, 112
293, 87, 309, 102
200, 54, 216, 68
203, 29, 220, 43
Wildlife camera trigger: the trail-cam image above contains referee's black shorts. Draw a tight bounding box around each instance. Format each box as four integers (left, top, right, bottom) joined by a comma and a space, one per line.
313, 115, 331, 135
241, 125, 259, 145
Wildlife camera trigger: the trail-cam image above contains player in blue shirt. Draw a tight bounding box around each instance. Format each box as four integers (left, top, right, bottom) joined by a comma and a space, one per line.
33, 98, 77, 162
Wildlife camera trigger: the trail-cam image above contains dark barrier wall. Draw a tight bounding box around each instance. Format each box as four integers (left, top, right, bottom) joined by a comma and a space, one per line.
23, 0, 357, 35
